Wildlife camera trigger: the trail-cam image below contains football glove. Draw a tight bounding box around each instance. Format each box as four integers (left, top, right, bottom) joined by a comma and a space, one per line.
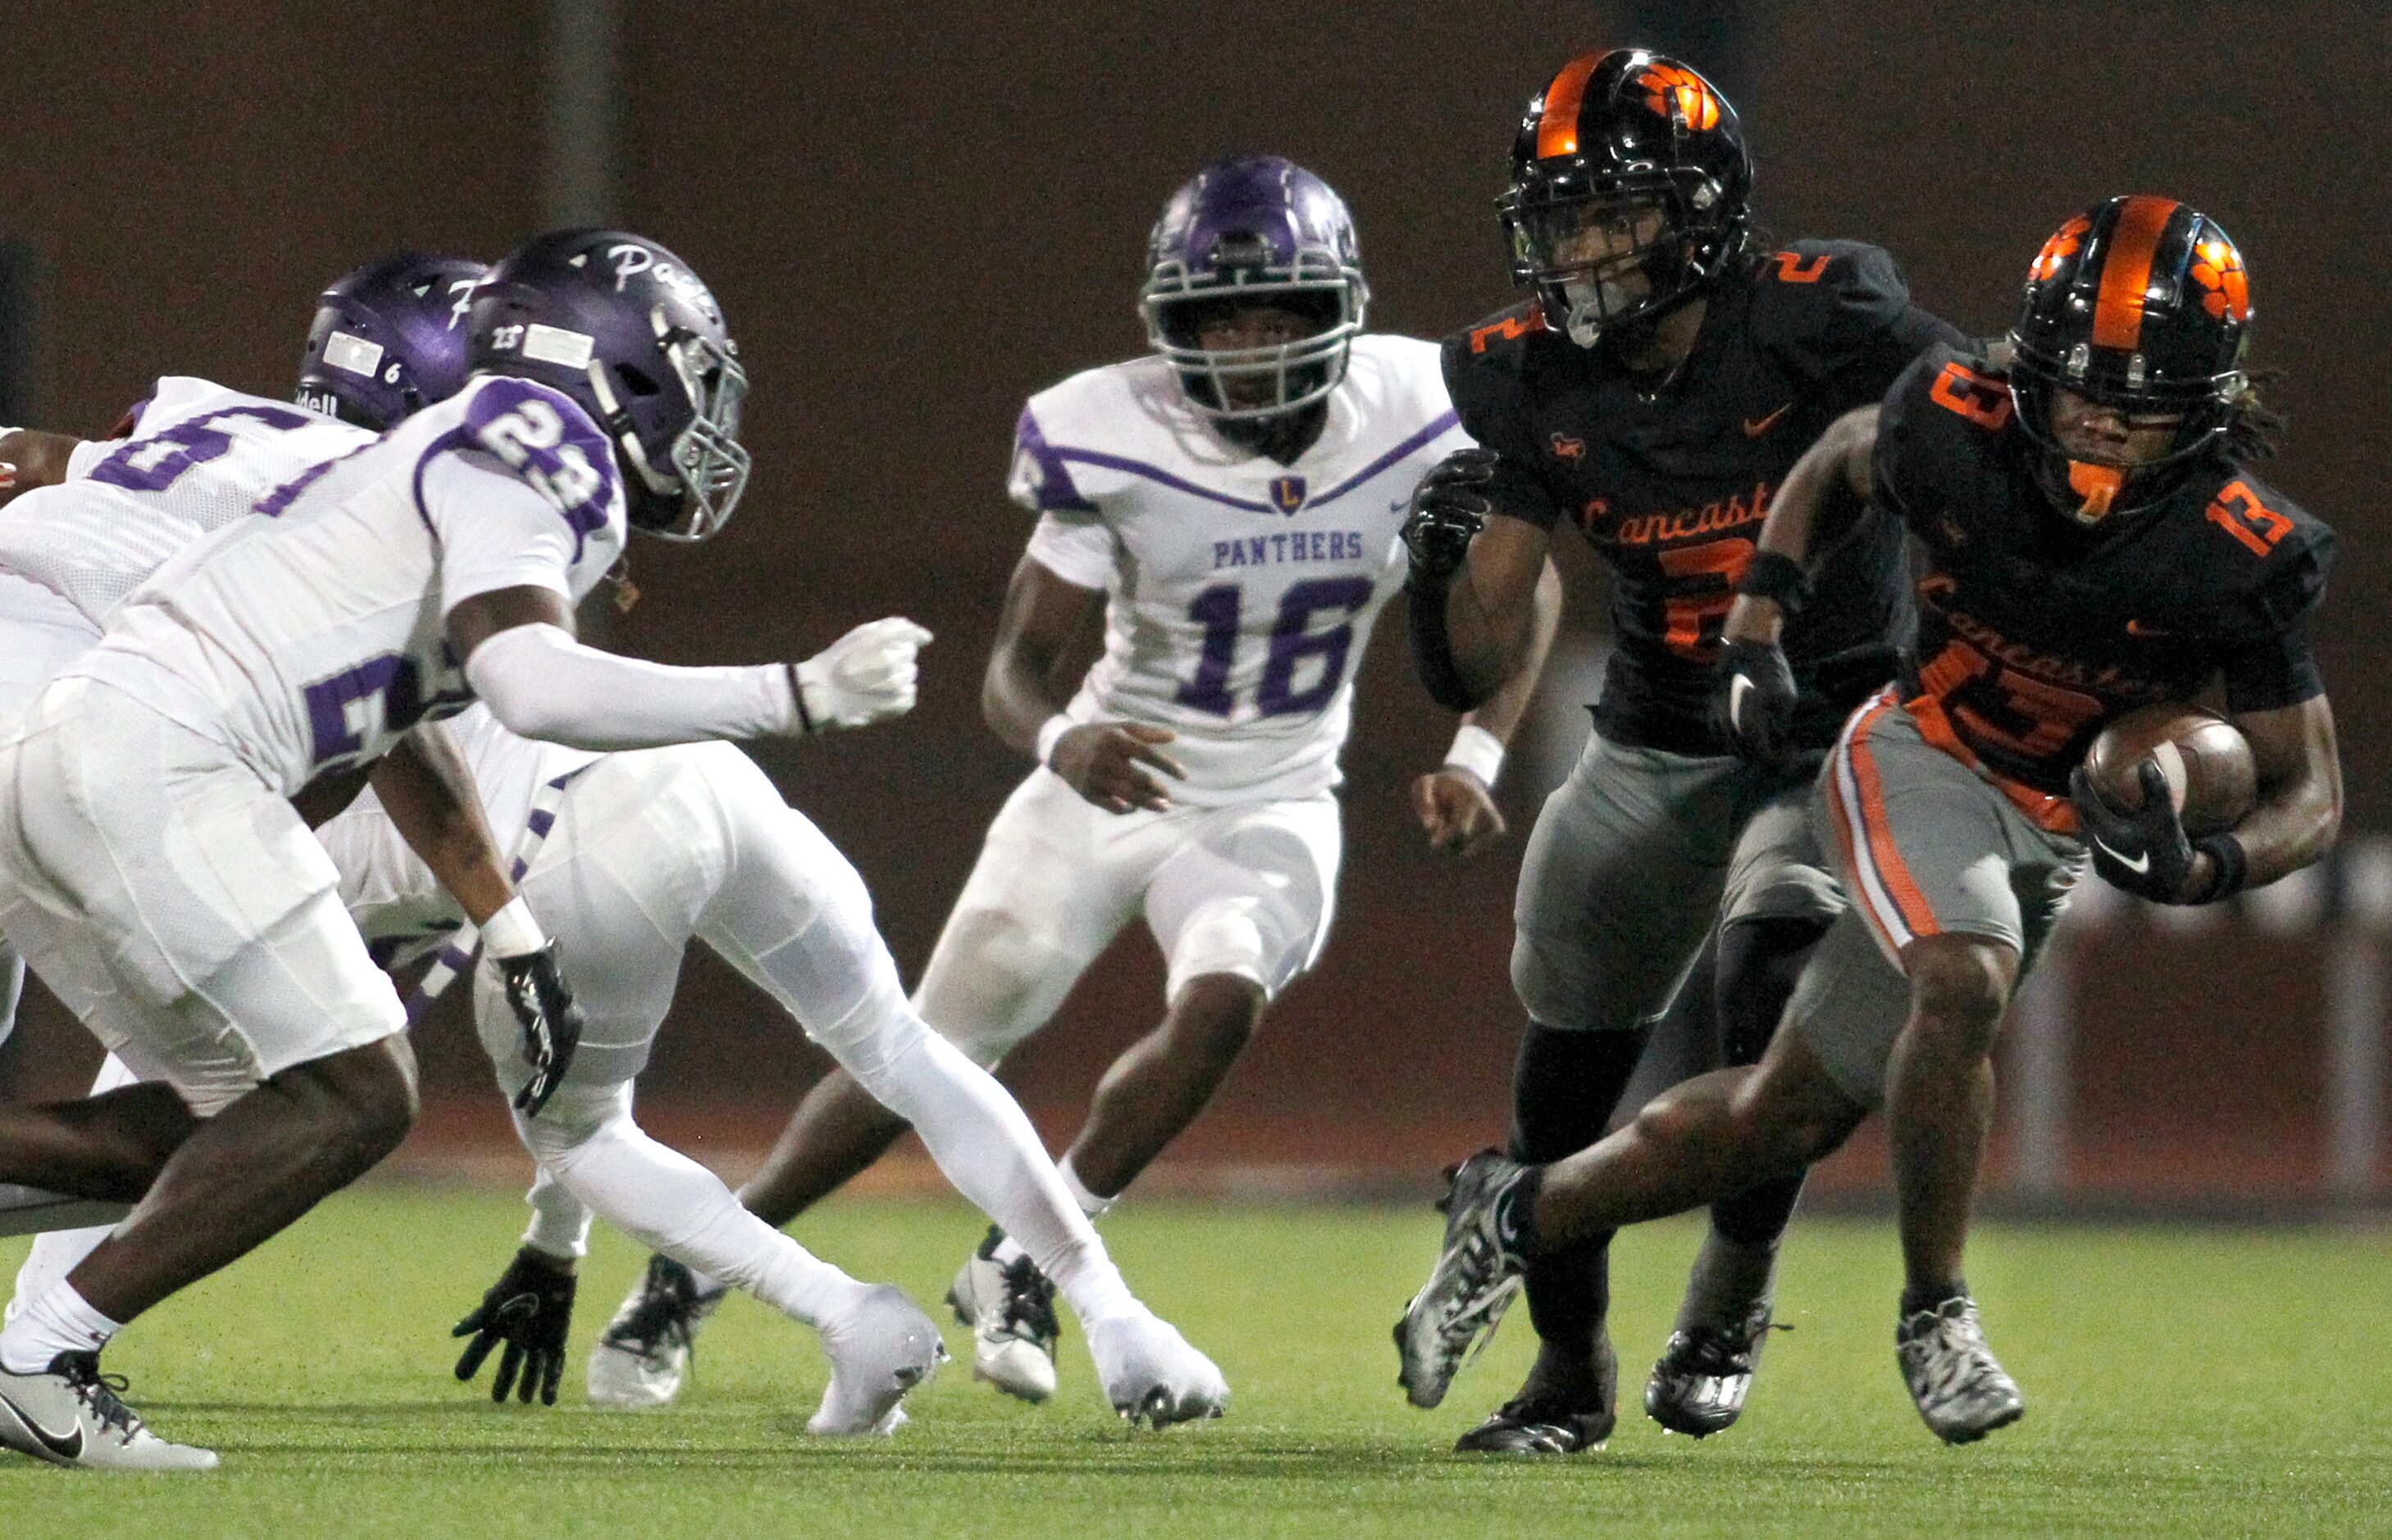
2070, 760, 2198, 904
793, 617, 933, 732
494, 941, 583, 1117
453, 1247, 578, 1406
1710, 639, 1801, 768
1401, 448, 1497, 580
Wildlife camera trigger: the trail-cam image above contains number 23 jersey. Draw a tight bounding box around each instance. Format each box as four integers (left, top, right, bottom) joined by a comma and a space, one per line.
1008, 335, 1469, 807
69, 374, 627, 795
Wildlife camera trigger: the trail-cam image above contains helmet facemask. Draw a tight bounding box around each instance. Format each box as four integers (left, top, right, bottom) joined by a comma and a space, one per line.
1141, 241, 1365, 421
2008, 339, 2242, 527
598, 315, 751, 541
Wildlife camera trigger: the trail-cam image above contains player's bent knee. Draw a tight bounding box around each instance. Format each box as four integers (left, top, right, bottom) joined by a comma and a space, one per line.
1900, 936, 2017, 1055
280, 1032, 419, 1162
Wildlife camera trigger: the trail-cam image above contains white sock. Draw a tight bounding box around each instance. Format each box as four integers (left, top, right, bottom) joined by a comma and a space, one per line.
0, 1282, 121, 1374
523, 1100, 867, 1327
1056, 1155, 1118, 1219
7, 1223, 112, 1329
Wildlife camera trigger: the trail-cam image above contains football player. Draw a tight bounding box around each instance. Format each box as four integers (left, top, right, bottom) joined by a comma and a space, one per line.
1396, 197, 2340, 1444
1394, 49, 1967, 1451
0, 228, 940, 1470
590, 153, 1559, 1408
0, 248, 1226, 1440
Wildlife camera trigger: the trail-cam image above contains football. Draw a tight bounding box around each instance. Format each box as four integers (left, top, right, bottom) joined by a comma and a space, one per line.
2080, 702, 2258, 837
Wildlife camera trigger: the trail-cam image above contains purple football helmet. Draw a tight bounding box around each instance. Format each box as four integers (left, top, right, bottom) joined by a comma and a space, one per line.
297, 253, 490, 430
1141, 155, 1369, 421
467, 229, 749, 541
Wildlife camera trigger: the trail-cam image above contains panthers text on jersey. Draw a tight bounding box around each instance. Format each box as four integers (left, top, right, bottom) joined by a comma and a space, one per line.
1008, 334, 1470, 805
1875, 344, 2333, 812
1445, 242, 1964, 755
64, 373, 627, 796
0, 377, 375, 626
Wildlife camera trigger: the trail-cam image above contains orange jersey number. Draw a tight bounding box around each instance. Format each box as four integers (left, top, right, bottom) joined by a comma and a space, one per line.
1657, 539, 1756, 658
2204, 480, 2292, 558
1916, 636, 2105, 760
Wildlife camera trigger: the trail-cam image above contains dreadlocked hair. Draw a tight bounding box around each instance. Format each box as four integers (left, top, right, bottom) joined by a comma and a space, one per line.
2223, 367, 2287, 462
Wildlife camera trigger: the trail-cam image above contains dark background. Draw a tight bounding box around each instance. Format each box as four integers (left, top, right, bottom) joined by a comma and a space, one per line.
2, 2, 2386, 1200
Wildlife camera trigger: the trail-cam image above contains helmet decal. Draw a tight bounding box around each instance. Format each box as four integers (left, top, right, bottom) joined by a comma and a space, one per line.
2189, 237, 2250, 322
1636, 62, 1722, 130
2029, 215, 2089, 282
297, 252, 490, 431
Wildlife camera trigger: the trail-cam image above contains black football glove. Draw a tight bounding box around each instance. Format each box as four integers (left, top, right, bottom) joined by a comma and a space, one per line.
2070, 760, 2198, 904
1710, 639, 1802, 768
1401, 448, 1498, 580
452, 1247, 577, 1406
495, 940, 583, 1117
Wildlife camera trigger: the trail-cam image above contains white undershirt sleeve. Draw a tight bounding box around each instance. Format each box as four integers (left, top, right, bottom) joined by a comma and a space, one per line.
465, 622, 799, 750
1023, 513, 1117, 590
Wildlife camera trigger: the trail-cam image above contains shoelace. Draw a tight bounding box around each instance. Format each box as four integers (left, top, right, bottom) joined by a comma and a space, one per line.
1668, 1318, 1789, 1377
994, 1256, 1060, 1343
59, 1360, 140, 1441
608, 1261, 702, 1355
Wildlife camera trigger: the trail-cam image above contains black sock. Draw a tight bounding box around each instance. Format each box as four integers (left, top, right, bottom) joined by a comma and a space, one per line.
1902, 1278, 1968, 1317
1506, 1020, 1651, 1369
1705, 917, 1829, 1252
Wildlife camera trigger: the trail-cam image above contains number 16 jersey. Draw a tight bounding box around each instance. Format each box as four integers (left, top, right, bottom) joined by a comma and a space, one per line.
1008, 335, 1469, 807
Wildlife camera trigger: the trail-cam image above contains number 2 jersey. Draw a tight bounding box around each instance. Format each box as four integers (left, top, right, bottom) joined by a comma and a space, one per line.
1447, 242, 1965, 756
1009, 335, 1469, 806
1875, 344, 2332, 813
62, 373, 627, 795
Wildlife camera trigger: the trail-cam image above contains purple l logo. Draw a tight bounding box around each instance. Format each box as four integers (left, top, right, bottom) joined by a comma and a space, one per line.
1270, 475, 1306, 514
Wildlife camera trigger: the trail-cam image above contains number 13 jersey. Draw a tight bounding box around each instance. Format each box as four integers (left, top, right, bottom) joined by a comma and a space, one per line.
1008, 335, 1469, 807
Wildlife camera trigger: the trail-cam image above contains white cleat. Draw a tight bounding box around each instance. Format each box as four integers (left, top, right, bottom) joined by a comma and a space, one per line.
586, 1255, 726, 1410
947, 1227, 1060, 1404
1897, 1296, 2025, 1445
808, 1284, 947, 1437
0, 1351, 217, 1471
1085, 1308, 1229, 1428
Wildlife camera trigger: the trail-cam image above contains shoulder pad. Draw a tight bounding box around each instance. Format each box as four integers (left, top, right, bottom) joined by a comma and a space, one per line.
1872, 344, 2012, 513
1747, 241, 1914, 353
1441, 305, 1557, 459
453, 376, 617, 531
1445, 302, 1551, 369
1009, 359, 1164, 512
1344, 334, 1459, 433
2178, 466, 2335, 619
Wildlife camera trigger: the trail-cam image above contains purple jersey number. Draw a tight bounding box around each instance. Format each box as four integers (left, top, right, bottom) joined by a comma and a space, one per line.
86, 405, 317, 494
303, 648, 472, 769
1173, 576, 1374, 718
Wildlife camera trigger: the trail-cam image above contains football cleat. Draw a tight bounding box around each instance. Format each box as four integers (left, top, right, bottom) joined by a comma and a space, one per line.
585, 1255, 726, 1409
1083, 1308, 1229, 1428
1645, 1300, 1781, 1437
1896, 1296, 2025, 1444
946, 1226, 1062, 1404
1452, 1396, 1615, 1455
0, 1351, 217, 1471
1394, 1150, 1529, 1410
808, 1284, 947, 1437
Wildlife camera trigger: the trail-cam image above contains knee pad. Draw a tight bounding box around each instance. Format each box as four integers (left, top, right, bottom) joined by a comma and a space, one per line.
913, 904, 1086, 1065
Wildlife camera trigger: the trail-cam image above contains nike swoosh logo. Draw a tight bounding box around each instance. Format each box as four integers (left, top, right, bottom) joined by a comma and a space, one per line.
1390, 499, 1410, 513
2092, 836, 2151, 875
0, 1388, 85, 1462
1729, 674, 1754, 733
1743, 403, 1793, 438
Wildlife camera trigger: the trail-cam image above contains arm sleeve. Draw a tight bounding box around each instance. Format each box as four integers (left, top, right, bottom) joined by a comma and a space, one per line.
464, 622, 800, 750
2221, 529, 2335, 712
1440, 336, 1563, 531
1024, 513, 1116, 590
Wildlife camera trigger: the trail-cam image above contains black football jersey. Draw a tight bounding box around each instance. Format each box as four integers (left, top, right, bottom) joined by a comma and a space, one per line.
1875, 344, 2334, 798
1443, 241, 1964, 754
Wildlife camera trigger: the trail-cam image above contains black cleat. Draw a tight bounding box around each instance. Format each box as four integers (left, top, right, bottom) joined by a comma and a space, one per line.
586, 1254, 727, 1408
1453, 1396, 1616, 1454
1645, 1300, 1782, 1437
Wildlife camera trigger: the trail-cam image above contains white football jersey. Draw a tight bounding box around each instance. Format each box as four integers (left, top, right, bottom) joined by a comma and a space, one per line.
0, 376, 374, 625
68, 374, 627, 795
1007, 335, 1468, 805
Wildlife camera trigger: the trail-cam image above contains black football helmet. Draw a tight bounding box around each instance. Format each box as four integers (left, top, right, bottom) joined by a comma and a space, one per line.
2008, 195, 2253, 526
467, 230, 749, 540
1499, 48, 1752, 349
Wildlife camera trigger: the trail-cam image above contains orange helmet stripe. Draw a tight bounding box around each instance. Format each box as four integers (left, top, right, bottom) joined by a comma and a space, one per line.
1536, 52, 1608, 160
2090, 194, 2178, 353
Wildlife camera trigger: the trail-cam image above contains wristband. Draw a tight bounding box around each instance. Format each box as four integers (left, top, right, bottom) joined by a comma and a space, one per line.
1033, 713, 1073, 768
1736, 549, 1814, 617
784, 663, 815, 735
480, 895, 549, 960
2192, 832, 2249, 903
1442, 724, 1506, 789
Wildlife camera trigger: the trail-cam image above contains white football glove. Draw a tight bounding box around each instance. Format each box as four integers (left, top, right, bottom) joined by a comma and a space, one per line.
1084, 1307, 1229, 1428
792, 617, 932, 733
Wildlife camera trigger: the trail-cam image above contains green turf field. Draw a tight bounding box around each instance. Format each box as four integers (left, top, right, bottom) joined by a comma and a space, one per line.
1, 1186, 2385, 1536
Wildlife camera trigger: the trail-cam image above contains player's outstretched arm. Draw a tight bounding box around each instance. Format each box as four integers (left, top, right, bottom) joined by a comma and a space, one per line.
984, 553, 1184, 813
1414, 557, 1560, 858
449, 585, 930, 751
0, 427, 84, 509
373, 723, 585, 1115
